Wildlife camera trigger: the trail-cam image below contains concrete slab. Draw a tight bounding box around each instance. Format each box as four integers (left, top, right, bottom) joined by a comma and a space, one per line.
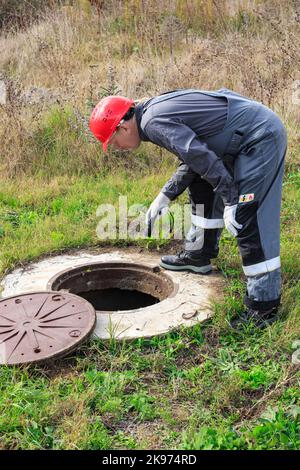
0, 248, 224, 340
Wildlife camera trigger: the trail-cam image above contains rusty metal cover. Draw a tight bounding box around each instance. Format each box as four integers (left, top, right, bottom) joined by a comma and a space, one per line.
0, 291, 96, 365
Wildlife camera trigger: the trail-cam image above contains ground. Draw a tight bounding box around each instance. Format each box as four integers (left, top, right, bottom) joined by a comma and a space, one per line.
0, 0, 299, 451
0, 175, 299, 449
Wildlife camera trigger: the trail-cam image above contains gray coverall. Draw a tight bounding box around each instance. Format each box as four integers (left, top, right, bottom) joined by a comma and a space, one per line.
135, 89, 287, 311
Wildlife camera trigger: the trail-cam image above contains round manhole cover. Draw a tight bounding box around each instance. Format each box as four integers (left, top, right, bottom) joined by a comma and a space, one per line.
0, 291, 96, 365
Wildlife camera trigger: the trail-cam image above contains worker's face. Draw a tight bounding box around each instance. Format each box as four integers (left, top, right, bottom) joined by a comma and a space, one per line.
108, 116, 141, 151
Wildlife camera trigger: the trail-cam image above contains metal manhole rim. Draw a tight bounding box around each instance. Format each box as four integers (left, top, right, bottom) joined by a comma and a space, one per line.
46, 261, 180, 314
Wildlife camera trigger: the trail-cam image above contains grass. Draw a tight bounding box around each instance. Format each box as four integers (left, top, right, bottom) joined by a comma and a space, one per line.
0, 324, 299, 449
0, 0, 300, 451
0, 165, 299, 450
0, 167, 180, 275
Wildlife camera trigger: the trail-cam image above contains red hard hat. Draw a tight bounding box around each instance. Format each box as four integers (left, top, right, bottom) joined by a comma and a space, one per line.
89, 95, 135, 151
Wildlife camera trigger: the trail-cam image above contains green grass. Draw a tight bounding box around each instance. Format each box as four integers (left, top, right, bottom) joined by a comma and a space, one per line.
0, 169, 179, 274
0, 166, 299, 450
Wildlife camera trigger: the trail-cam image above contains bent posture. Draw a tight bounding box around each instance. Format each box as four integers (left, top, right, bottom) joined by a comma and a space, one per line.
89, 89, 287, 328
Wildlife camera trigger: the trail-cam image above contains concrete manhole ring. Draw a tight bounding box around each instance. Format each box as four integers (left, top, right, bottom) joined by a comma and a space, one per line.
0, 249, 224, 340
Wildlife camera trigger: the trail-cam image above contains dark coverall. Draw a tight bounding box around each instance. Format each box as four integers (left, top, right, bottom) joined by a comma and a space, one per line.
134, 89, 287, 311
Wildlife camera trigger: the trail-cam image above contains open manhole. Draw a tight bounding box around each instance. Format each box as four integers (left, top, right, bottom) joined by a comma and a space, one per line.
47, 262, 177, 313
1, 250, 223, 340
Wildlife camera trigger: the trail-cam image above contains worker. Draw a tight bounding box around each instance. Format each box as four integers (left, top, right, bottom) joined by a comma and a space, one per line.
89, 89, 287, 328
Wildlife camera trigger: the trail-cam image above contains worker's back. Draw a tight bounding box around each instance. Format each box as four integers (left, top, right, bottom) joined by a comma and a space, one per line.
138, 88, 278, 159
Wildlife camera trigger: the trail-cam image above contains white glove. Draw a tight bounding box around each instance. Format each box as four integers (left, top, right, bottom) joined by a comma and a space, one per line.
145, 192, 171, 236
223, 204, 243, 237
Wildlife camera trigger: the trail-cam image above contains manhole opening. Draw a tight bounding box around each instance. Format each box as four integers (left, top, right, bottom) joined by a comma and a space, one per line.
78, 288, 159, 311
47, 262, 176, 312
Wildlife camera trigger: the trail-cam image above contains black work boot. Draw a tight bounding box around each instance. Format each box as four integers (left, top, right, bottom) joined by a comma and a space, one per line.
230, 307, 279, 329
160, 249, 212, 274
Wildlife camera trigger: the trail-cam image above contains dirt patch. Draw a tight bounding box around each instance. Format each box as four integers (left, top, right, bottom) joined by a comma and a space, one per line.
119, 419, 171, 450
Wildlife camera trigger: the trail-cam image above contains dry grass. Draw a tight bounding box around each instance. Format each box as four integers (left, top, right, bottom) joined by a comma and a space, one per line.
0, 0, 299, 177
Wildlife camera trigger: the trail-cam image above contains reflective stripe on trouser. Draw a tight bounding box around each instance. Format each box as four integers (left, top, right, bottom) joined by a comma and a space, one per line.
184, 177, 223, 255
234, 109, 287, 309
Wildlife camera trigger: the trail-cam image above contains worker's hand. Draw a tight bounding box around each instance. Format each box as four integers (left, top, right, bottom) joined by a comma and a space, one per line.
223, 204, 243, 237
145, 192, 171, 236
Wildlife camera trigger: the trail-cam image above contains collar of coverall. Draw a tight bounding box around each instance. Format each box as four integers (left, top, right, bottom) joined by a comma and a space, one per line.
134, 102, 151, 142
